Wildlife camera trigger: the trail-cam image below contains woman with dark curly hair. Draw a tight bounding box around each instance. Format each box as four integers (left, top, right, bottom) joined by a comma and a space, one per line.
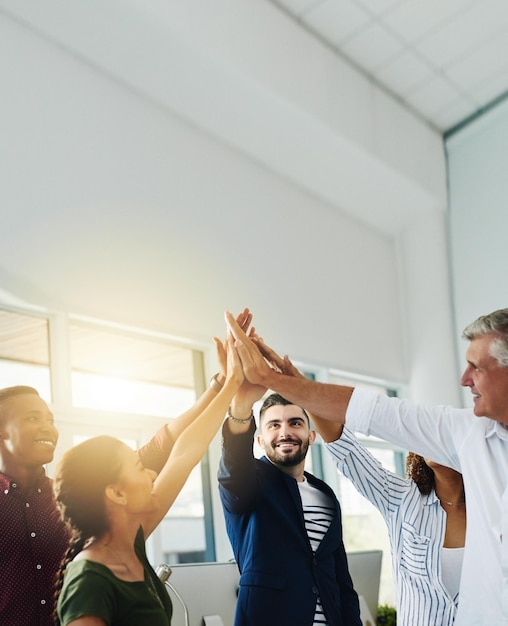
406, 451, 436, 495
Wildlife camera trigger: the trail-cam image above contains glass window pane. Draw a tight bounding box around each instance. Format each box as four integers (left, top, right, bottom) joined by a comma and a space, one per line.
69, 321, 196, 416
71, 370, 195, 417
0, 309, 51, 399
161, 464, 207, 562
68, 319, 210, 564
329, 371, 389, 394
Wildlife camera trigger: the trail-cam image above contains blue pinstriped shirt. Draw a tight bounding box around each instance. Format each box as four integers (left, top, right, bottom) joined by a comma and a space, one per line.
344, 389, 508, 626
325, 427, 459, 626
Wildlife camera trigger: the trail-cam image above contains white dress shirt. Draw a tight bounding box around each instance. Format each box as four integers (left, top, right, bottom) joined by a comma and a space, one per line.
345, 388, 508, 626
326, 428, 460, 625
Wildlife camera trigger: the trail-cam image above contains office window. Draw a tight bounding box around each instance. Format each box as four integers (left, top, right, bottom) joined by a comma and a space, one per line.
67, 319, 211, 563
69, 320, 196, 417
328, 371, 395, 395
0, 304, 214, 566
0, 308, 51, 399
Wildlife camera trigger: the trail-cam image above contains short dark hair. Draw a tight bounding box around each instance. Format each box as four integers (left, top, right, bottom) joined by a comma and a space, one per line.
259, 393, 310, 425
0, 386, 40, 403
0, 386, 40, 426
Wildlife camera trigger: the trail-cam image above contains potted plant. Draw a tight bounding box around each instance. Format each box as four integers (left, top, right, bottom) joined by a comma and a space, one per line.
376, 604, 396, 625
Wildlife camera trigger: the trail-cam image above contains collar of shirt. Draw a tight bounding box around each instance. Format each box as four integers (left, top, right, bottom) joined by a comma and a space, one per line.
485, 420, 508, 441
422, 491, 441, 507
0, 469, 48, 494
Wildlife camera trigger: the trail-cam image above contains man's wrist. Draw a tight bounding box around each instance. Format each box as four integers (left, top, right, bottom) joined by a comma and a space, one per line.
262, 367, 283, 390
227, 405, 254, 424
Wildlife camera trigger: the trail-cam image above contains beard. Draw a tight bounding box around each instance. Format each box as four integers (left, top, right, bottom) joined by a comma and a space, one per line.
265, 437, 310, 468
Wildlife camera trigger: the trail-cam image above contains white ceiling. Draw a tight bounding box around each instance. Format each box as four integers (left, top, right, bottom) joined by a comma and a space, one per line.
0, 0, 450, 237
270, 0, 508, 132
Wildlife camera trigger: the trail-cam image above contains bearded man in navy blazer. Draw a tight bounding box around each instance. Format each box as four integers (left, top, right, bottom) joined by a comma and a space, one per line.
218, 383, 361, 626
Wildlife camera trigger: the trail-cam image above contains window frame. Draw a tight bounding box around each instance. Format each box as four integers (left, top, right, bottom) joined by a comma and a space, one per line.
0, 302, 218, 566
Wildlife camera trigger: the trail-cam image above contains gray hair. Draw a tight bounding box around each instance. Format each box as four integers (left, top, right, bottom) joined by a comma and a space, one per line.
462, 308, 508, 367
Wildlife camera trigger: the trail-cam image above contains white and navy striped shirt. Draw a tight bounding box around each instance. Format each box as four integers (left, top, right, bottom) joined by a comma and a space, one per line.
298, 478, 334, 625
326, 427, 460, 626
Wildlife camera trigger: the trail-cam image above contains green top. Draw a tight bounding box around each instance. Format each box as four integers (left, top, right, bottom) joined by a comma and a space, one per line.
57, 527, 172, 625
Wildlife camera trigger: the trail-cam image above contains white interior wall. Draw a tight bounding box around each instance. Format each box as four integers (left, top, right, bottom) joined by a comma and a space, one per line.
0, 0, 466, 567
0, 12, 398, 377
397, 211, 461, 405
0, 1, 458, 396
446, 98, 508, 407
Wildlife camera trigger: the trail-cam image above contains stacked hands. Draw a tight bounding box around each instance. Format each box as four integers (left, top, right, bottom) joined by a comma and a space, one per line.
219, 308, 303, 384
209, 308, 307, 429
214, 308, 304, 419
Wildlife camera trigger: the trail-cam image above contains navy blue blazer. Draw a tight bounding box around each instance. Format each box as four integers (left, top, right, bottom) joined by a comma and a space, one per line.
218, 420, 361, 626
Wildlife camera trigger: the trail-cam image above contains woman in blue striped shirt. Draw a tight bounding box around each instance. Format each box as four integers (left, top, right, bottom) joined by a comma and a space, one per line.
321, 424, 466, 626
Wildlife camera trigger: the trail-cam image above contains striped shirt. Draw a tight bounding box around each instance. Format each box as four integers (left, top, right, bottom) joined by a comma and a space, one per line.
298, 478, 334, 625
345, 389, 508, 625
325, 427, 460, 626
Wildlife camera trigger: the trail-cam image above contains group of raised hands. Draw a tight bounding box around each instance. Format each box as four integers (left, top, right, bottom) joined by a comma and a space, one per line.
216, 308, 302, 410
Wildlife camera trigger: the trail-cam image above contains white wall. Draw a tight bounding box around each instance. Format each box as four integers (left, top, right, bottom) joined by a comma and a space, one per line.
0, 14, 396, 376
0, 1, 459, 396
397, 211, 461, 405
0, 0, 467, 567
446, 98, 508, 406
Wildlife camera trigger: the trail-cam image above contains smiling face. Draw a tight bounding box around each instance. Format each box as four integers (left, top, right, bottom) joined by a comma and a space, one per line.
0, 393, 58, 473
460, 333, 508, 424
257, 403, 315, 469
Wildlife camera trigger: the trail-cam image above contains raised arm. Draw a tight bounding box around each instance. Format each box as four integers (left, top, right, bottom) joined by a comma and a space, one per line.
164, 309, 253, 441
253, 335, 345, 442
225, 310, 353, 423
325, 427, 405, 519
311, 415, 344, 442
141, 333, 244, 537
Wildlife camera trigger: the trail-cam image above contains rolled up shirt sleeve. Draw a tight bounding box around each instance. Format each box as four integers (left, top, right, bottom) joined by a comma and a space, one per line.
345, 388, 468, 471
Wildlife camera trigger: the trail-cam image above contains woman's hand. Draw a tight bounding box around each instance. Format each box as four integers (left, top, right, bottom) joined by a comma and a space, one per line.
224, 331, 244, 390
214, 308, 253, 380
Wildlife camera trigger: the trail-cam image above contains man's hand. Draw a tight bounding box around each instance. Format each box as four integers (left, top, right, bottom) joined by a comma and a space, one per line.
252, 335, 305, 380
225, 311, 275, 387
226, 309, 353, 425
224, 331, 244, 390
225, 310, 268, 418
215, 308, 253, 381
